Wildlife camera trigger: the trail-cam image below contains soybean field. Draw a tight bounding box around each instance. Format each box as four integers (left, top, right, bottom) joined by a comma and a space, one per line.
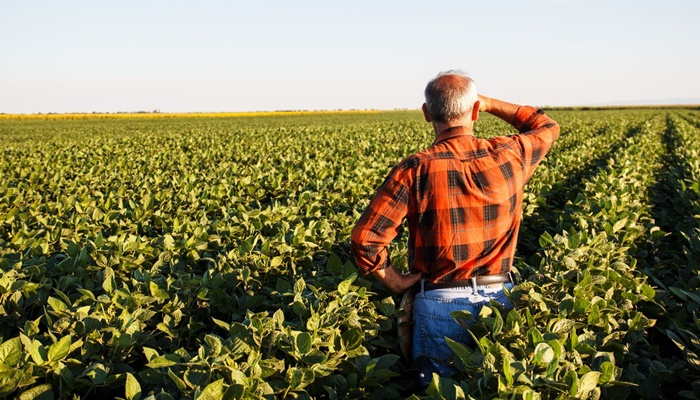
1, 108, 699, 399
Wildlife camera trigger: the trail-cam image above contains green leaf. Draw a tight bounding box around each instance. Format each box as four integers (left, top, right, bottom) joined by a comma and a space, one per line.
373, 354, 400, 371
539, 231, 554, 248
47, 296, 68, 313
445, 337, 472, 369
149, 281, 170, 300
224, 385, 245, 399
562, 256, 577, 269
533, 343, 554, 366
28, 339, 47, 365
275, 278, 292, 294
587, 304, 601, 325
238, 237, 253, 255
306, 313, 320, 332
612, 218, 627, 233
639, 283, 656, 301
204, 335, 223, 356
0, 367, 22, 396
426, 373, 464, 400
568, 232, 581, 249
503, 356, 514, 387
341, 328, 363, 350
230, 369, 247, 385
294, 277, 306, 294
598, 361, 614, 384
164, 234, 176, 249
270, 256, 284, 267
211, 318, 230, 332
0, 338, 21, 367
451, 310, 475, 330
142, 347, 159, 362
670, 286, 689, 301
168, 369, 188, 392
18, 383, 53, 400
565, 369, 579, 396
665, 329, 688, 352
125, 372, 142, 400
295, 332, 312, 355
552, 319, 576, 335
380, 297, 395, 316
342, 260, 357, 278
549, 340, 563, 359
337, 274, 356, 296
326, 252, 343, 275
288, 368, 314, 390
47, 335, 71, 362
185, 367, 209, 389
569, 329, 579, 351
78, 362, 107, 385
527, 327, 544, 346
147, 354, 179, 368
197, 378, 224, 400
687, 350, 700, 369
579, 371, 600, 394
491, 308, 503, 335
102, 266, 116, 293
545, 356, 559, 378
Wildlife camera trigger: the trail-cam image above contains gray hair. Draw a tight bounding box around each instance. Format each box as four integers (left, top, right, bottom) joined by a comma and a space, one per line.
424, 70, 478, 123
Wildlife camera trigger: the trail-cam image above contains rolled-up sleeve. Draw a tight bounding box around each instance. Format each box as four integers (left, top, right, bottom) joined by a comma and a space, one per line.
511, 106, 560, 181
351, 165, 410, 275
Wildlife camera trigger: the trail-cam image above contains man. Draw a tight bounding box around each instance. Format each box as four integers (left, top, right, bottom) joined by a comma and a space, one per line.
350, 70, 560, 384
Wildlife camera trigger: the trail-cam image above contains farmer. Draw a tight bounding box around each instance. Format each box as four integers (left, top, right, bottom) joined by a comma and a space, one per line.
350, 70, 559, 385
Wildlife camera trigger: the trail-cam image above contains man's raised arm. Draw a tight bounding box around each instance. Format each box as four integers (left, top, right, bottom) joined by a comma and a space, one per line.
478, 94, 560, 179
478, 94, 559, 133
477, 95, 521, 124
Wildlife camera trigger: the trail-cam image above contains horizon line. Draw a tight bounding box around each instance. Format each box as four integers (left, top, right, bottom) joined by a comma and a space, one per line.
3, 102, 700, 117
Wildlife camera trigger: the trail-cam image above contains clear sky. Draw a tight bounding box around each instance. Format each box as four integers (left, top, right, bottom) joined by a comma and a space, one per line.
2, 0, 698, 113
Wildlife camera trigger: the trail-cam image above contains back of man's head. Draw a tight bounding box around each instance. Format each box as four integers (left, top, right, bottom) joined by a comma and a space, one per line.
424, 70, 478, 124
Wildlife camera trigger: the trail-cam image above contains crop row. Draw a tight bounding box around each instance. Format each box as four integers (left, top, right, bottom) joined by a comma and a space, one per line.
425, 113, 666, 399
518, 110, 641, 256
632, 113, 700, 398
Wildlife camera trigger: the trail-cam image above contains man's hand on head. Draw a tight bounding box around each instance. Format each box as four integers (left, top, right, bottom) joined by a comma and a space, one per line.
476, 95, 523, 125
477, 95, 491, 113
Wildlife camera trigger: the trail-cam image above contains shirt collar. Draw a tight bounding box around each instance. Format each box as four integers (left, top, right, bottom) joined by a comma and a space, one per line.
433, 126, 473, 145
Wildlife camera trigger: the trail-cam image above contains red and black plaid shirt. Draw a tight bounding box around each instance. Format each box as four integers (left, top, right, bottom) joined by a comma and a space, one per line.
351, 106, 559, 283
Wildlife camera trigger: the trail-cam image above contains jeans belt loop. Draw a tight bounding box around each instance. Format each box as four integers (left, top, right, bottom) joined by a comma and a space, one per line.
420, 278, 425, 296
471, 277, 478, 293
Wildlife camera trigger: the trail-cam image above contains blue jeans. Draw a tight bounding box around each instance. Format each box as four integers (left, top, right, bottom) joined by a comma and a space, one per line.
412, 281, 513, 387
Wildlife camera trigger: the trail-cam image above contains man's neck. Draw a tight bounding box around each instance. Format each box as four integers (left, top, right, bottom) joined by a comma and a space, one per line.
432, 118, 474, 136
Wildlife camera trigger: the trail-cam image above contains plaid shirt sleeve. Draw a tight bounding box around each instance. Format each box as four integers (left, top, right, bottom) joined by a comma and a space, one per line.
511, 106, 560, 181
351, 164, 411, 275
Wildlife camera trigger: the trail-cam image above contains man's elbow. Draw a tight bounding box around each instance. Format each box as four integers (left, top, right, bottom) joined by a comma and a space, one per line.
551, 120, 560, 135
350, 224, 364, 254
350, 225, 370, 275
543, 120, 560, 141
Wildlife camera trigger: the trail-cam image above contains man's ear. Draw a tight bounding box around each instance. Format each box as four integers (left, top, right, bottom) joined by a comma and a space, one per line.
471, 101, 480, 121
421, 103, 432, 122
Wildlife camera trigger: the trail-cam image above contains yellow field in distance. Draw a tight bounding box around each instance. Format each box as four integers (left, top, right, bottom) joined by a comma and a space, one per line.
0, 110, 382, 120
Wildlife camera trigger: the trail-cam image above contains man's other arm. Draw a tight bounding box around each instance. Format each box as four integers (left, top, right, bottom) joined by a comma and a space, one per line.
350, 167, 422, 294
370, 263, 422, 294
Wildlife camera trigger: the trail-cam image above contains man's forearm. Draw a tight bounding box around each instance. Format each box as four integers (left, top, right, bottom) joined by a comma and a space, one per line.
371, 265, 422, 294
479, 95, 522, 125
